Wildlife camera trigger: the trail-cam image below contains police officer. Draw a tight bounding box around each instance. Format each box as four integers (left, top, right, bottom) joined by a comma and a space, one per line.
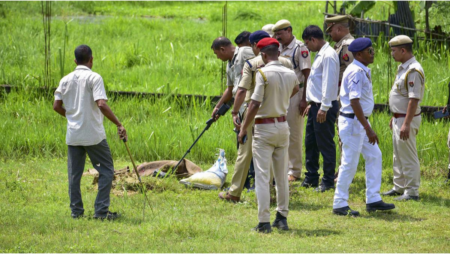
220, 31, 292, 202
382, 35, 425, 201
273, 19, 312, 182
210, 37, 254, 121
301, 25, 339, 192
333, 38, 395, 216
238, 38, 299, 233
325, 15, 355, 181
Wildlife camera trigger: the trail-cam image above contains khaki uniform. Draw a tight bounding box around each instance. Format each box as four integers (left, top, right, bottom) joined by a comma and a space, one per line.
389, 56, 425, 196
334, 33, 354, 165
335, 33, 355, 85
227, 55, 291, 197
279, 36, 312, 178
251, 61, 298, 222
227, 46, 255, 96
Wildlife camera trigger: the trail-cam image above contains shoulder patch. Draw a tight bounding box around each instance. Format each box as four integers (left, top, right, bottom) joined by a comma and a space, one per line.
409, 81, 414, 87
301, 51, 309, 58
342, 54, 350, 62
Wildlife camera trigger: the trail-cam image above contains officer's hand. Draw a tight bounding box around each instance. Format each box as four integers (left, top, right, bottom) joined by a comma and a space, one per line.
238, 129, 247, 144
366, 127, 379, 145
232, 114, 241, 130
212, 107, 220, 120
302, 105, 311, 118
400, 123, 410, 141
317, 110, 327, 123
389, 117, 393, 130
117, 125, 127, 140
298, 99, 308, 116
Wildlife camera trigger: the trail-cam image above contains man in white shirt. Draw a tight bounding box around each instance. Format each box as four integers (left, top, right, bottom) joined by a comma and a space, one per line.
333, 38, 395, 216
53, 45, 127, 220
301, 25, 339, 192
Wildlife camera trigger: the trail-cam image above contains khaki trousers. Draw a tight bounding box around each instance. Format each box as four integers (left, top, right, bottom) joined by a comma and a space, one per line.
392, 116, 421, 196
287, 88, 305, 178
253, 121, 289, 223
229, 110, 254, 197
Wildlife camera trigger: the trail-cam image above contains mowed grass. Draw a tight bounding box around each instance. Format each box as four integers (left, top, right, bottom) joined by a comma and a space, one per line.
1, 1, 449, 105
1, 158, 450, 252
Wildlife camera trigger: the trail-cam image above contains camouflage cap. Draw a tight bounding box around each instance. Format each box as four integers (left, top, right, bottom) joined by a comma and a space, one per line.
389, 35, 413, 47
272, 19, 291, 32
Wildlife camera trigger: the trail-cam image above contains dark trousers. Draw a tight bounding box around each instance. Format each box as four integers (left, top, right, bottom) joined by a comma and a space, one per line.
304, 101, 339, 187
68, 139, 114, 216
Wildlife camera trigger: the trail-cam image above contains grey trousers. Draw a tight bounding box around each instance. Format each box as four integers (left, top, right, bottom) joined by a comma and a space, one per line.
68, 139, 114, 216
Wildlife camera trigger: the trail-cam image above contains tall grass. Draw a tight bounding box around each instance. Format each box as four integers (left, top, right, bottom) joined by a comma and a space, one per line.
1, 91, 449, 177
1, 1, 447, 105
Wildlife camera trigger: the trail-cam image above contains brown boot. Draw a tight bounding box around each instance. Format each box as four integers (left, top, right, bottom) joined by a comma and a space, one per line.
218, 192, 240, 203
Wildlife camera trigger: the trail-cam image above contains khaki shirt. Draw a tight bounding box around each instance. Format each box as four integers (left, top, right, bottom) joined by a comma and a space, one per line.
279, 36, 311, 84
251, 61, 299, 118
389, 56, 425, 114
334, 33, 355, 83
238, 55, 293, 102
226, 46, 255, 95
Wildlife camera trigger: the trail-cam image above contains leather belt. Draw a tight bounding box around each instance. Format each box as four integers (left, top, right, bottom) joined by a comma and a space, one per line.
393, 113, 421, 118
254, 116, 286, 125
340, 112, 368, 120
308, 102, 321, 107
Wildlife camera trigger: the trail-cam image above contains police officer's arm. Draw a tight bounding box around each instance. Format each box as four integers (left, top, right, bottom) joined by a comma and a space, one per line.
295, 45, 312, 115
96, 99, 127, 140
238, 71, 265, 144
400, 71, 422, 140
232, 61, 253, 128
291, 84, 300, 98
299, 68, 310, 114
351, 99, 378, 145
342, 46, 354, 67
212, 86, 233, 120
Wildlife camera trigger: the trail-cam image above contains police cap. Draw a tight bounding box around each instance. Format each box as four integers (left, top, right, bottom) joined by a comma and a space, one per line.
389, 35, 413, 47
325, 15, 351, 32
272, 20, 291, 32
249, 30, 271, 44
348, 37, 372, 52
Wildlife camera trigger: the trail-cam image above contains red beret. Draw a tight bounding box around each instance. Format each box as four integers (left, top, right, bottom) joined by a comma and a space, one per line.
256, 37, 280, 49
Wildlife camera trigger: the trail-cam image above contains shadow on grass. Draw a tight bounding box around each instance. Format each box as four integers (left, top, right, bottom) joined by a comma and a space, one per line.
361, 210, 426, 222
289, 200, 326, 211
419, 193, 450, 208
277, 228, 340, 237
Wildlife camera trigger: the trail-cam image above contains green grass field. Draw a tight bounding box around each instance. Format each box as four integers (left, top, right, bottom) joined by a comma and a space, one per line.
1, 1, 449, 105
2, 1, 450, 252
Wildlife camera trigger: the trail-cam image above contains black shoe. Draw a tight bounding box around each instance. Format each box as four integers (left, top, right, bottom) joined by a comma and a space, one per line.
252, 223, 272, 233
71, 212, 84, 219
366, 200, 395, 212
394, 194, 419, 201
314, 184, 335, 192
272, 212, 289, 231
93, 211, 121, 221
333, 206, 360, 217
381, 189, 402, 196
300, 180, 318, 188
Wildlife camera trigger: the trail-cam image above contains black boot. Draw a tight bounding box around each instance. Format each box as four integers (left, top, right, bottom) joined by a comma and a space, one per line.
272, 212, 289, 231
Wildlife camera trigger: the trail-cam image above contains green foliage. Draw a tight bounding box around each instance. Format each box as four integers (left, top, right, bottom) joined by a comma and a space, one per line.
348, 1, 376, 17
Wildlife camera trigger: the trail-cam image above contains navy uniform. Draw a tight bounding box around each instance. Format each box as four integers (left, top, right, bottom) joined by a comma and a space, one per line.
333, 38, 395, 216
383, 35, 425, 201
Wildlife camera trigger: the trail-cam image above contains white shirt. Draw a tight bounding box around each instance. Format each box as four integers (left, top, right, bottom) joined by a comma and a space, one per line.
54, 65, 108, 146
306, 42, 339, 111
340, 60, 374, 117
